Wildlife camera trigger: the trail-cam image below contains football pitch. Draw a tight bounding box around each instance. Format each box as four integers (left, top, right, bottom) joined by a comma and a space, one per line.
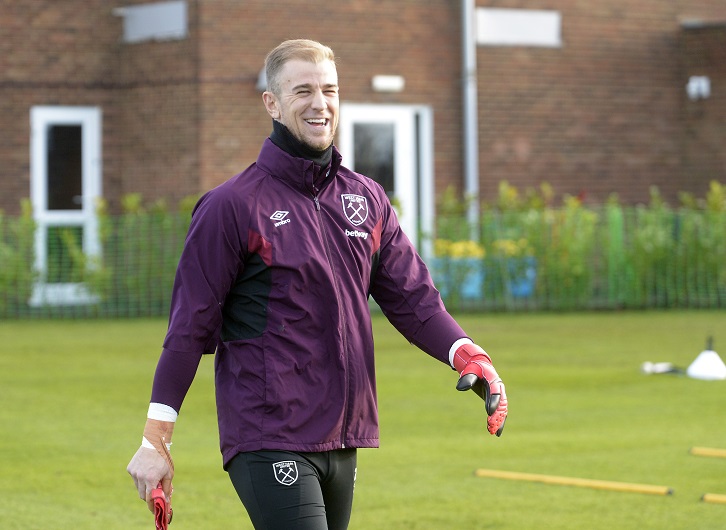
1, 310, 725, 529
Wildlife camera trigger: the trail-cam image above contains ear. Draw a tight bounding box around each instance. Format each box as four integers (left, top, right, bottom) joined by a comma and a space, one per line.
262, 91, 280, 119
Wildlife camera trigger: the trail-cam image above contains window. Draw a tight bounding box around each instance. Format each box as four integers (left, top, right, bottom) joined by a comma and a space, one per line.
47, 125, 83, 210
353, 123, 395, 195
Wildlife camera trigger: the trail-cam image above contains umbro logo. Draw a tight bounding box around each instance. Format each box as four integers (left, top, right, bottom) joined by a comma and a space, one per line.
270, 211, 291, 227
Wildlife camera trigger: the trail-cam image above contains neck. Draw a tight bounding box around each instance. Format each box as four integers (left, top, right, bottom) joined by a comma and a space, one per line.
269, 120, 333, 168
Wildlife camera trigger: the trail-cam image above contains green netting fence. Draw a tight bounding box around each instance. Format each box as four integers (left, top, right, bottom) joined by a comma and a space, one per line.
0, 196, 194, 319
432, 182, 726, 311
433, 203, 726, 311
2, 188, 726, 318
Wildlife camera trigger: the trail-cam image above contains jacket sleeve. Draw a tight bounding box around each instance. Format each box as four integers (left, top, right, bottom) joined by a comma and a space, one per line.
150, 186, 247, 410
369, 199, 468, 366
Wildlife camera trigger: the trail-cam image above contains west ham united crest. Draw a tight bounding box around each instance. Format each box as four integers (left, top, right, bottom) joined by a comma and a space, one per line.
342, 194, 368, 226
273, 460, 299, 486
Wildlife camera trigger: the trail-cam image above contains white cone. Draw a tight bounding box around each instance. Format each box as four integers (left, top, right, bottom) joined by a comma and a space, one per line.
686, 350, 726, 380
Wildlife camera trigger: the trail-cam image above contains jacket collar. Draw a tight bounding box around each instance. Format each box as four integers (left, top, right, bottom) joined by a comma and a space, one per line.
256, 138, 343, 196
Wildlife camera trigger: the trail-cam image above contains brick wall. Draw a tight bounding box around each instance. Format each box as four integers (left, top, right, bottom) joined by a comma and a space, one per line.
113, 0, 200, 208
195, 0, 463, 200
0, 0, 200, 214
1, 0, 725, 216
0, 0, 120, 214
680, 24, 726, 195
476, 0, 725, 205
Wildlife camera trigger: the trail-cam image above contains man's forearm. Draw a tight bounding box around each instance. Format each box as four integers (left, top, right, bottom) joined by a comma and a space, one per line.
149, 348, 203, 413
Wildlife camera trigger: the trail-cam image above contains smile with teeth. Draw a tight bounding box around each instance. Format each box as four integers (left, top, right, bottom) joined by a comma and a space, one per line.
305, 118, 328, 126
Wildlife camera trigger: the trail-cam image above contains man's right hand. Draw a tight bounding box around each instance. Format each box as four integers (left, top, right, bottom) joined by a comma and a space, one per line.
127, 418, 175, 512
127, 446, 173, 512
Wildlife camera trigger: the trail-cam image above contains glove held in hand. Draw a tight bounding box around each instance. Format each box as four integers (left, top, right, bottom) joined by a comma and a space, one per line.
152, 483, 173, 529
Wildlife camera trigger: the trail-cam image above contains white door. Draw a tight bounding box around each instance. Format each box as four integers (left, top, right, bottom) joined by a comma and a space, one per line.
29, 106, 102, 306
338, 104, 434, 256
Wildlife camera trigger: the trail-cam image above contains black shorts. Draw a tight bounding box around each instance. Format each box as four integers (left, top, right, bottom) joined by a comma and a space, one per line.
227, 449, 357, 530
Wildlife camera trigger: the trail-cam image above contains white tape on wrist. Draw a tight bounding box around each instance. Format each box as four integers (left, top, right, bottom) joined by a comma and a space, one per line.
147, 402, 178, 422
142, 436, 172, 451
449, 338, 474, 368
143, 403, 177, 453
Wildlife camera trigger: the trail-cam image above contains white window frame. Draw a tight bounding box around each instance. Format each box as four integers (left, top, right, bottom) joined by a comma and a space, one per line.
29, 106, 103, 306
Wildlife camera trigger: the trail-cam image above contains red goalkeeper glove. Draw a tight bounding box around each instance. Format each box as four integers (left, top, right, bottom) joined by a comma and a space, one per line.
453, 343, 508, 436
152, 483, 173, 529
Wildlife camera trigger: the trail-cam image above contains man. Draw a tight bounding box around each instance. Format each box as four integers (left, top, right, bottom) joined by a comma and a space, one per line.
127, 39, 507, 530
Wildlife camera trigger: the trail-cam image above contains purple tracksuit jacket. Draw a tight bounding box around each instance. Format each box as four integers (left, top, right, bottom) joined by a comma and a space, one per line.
155, 139, 468, 467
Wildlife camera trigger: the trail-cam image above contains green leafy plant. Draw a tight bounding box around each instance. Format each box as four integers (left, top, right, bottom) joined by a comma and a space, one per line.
0, 200, 36, 315
536, 194, 599, 308
3, 179, 726, 317
102, 193, 195, 316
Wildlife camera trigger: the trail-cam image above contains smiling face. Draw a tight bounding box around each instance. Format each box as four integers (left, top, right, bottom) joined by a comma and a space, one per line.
262, 59, 340, 151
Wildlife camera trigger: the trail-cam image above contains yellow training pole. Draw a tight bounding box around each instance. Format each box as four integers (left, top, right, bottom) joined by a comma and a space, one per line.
690, 447, 726, 459
474, 469, 673, 496
702, 493, 726, 505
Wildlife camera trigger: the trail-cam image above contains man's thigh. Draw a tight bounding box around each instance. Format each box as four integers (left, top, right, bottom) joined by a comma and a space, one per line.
227, 450, 355, 530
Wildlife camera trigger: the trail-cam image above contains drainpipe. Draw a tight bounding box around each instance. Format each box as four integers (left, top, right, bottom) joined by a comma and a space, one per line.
461, 0, 480, 232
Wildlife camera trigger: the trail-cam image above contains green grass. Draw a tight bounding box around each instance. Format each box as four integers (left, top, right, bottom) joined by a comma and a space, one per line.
1, 311, 725, 529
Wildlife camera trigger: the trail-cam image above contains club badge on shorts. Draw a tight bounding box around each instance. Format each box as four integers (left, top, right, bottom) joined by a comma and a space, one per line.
272, 460, 299, 486
342, 194, 368, 226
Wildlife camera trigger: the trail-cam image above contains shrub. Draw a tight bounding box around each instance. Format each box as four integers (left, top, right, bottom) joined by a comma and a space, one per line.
0, 200, 36, 314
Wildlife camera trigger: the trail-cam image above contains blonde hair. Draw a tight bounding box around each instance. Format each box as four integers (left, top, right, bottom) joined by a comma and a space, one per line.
264, 39, 336, 95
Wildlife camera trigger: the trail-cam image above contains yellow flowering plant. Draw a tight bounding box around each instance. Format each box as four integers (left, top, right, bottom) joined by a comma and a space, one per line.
432, 239, 486, 306
434, 239, 485, 259
490, 238, 533, 258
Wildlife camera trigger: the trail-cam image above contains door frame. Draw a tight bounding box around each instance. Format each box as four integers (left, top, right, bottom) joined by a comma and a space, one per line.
29, 106, 103, 306
338, 103, 434, 257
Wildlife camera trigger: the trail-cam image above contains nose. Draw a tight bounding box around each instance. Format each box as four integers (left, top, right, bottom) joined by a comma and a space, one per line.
311, 89, 327, 110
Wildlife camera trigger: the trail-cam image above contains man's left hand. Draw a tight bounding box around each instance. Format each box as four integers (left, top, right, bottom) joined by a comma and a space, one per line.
453, 343, 508, 436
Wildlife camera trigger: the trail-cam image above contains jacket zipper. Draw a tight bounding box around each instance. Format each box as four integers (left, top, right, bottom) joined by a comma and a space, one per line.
312, 194, 351, 449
